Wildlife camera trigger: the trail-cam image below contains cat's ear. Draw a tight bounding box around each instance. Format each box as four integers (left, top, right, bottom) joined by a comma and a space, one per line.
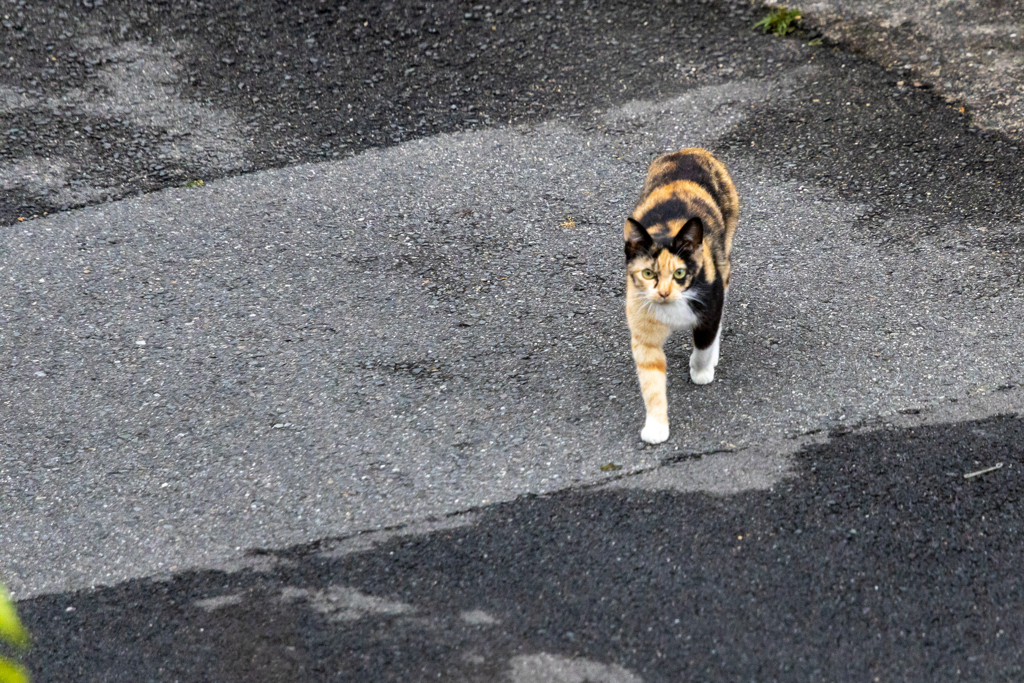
624, 217, 653, 260
672, 217, 704, 253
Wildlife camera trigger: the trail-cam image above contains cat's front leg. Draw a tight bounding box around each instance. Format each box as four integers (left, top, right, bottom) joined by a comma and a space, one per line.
631, 333, 670, 443
690, 318, 722, 385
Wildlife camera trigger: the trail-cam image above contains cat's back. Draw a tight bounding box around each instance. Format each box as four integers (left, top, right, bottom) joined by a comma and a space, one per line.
640, 148, 738, 240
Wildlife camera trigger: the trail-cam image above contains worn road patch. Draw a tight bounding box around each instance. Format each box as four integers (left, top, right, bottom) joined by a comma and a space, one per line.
3, 65, 1023, 598
16, 414, 1024, 681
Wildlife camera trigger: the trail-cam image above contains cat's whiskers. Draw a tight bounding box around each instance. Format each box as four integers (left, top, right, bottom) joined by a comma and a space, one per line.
632, 292, 658, 315
678, 289, 700, 304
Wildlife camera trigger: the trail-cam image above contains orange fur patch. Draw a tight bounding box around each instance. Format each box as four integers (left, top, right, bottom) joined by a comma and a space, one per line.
636, 359, 667, 373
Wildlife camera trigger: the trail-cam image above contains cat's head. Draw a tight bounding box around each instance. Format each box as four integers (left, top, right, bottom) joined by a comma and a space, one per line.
624, 216, 703, 304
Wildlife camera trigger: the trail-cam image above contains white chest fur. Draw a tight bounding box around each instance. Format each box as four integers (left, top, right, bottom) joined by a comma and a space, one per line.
648, 297, 699, 330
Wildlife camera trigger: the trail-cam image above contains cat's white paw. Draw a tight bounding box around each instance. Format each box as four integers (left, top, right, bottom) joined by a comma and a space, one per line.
641, 419, 670, 444
690, 365, 715, 385
690, 334, 720, 385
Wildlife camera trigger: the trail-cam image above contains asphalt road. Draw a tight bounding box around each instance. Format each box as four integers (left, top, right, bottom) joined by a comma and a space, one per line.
2, 0, 1024, 681
17, 413, 1024, 682
795, 0, 1024, 136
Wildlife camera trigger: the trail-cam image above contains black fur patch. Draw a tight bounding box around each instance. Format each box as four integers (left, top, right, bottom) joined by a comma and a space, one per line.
647, 154, 732, 219
672, 217, 703, 254
690, 274, 726, 349
624, 217, 655, 262
636, 196, 717, 232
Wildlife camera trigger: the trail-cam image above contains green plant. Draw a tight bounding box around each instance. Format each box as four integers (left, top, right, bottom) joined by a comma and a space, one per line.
754, 6, 802, 36
0, 585, 29, 683
184, 179, 205, 189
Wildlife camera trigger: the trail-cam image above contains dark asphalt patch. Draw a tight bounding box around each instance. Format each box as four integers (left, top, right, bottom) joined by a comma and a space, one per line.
20, 414, 1024, 682
719, 50, 1024, 266
4, 0, 1021, 259
1, 0, 791, 225
789, 0, 1024, 136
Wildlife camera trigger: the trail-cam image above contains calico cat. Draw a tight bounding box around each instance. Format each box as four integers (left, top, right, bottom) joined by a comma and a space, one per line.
624, 148, 739, 444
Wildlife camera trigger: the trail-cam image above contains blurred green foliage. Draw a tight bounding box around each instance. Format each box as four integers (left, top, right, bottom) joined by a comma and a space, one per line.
0, 585, 29, 683
754, 6, 802, 36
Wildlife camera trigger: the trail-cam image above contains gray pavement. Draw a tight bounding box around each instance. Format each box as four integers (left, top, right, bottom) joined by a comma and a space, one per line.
2, 1, 1024, 679
3, 62, 1023, 599
790, 0, 1024, 134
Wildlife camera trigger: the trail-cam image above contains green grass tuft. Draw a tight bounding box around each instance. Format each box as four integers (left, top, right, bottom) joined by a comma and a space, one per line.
754, 6, 802, 37
184, 179, 205, 189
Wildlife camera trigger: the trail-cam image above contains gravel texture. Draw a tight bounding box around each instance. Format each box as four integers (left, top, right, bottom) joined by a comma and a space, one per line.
4, 64, 1024, 598
784, 0, 1024, 135
1, 0, 771, 224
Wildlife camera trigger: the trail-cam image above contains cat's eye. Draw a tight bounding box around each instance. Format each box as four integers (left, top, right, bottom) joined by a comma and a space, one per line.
640, 269, 655, 280
673, 268, 687, 280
